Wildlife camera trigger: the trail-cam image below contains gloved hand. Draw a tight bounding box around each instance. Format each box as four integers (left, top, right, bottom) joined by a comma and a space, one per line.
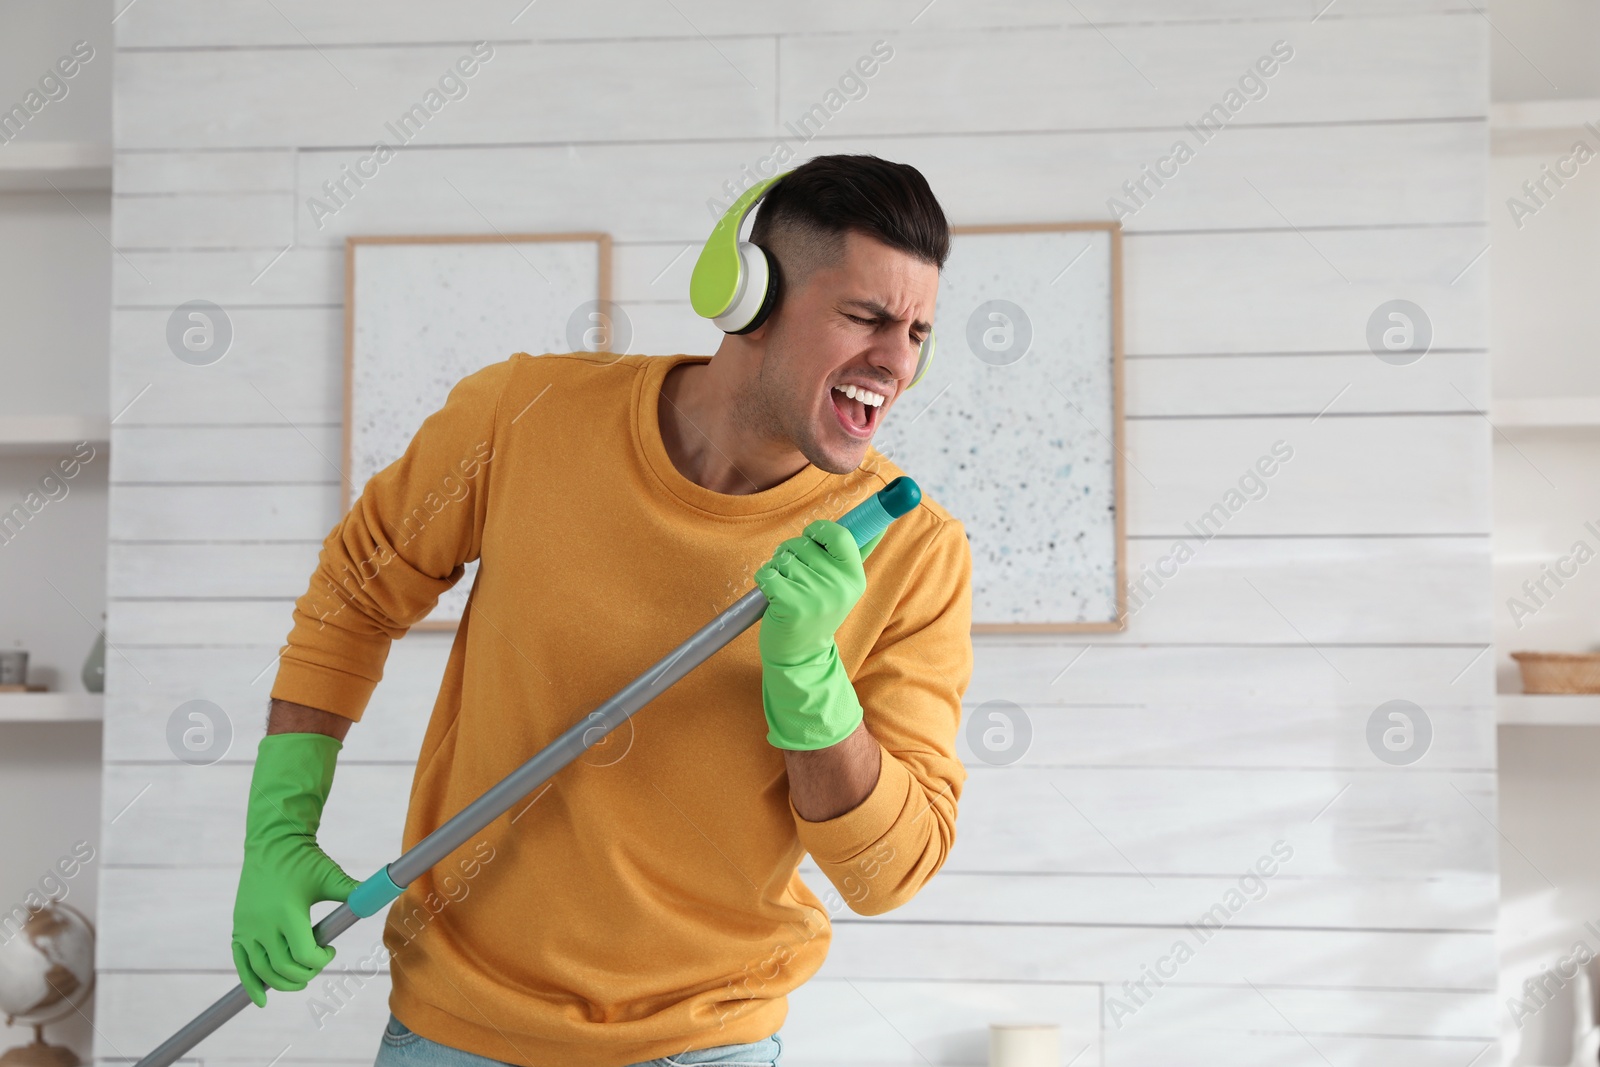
753, 520, 883, 750
231, 732, 360, 1007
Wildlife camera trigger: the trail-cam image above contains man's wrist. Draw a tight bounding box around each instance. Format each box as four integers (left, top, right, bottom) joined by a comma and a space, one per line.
784, 723, 881, 822
267, 698, 354, 740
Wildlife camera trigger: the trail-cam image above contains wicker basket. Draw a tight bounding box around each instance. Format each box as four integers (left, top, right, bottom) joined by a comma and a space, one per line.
1511, 651, 1600, 694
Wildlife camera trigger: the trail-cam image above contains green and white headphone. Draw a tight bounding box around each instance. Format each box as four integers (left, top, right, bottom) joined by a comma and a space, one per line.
688, 169, 937, 389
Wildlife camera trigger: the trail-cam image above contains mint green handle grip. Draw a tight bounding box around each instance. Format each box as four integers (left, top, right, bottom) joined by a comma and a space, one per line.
347, 866, 403, 918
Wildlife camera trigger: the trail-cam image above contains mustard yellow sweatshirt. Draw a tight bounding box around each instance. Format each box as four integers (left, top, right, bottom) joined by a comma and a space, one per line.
269, 352, 973, 1067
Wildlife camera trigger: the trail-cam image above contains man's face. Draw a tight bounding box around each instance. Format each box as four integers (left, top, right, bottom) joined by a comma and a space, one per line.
750, 229, 939, 475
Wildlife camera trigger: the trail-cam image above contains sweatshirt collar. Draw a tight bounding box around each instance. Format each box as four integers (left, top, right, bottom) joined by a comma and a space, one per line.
635, 354, 833, 519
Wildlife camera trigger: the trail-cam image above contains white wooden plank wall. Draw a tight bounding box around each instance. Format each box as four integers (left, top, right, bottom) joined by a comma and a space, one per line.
101, 3, 1493, 1066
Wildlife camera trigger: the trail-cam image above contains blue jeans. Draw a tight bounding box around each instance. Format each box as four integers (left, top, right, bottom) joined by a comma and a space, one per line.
374, 1012, 784, 1067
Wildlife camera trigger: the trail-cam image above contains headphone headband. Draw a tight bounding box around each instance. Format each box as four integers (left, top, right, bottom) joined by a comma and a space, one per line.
688, 168, 936, 389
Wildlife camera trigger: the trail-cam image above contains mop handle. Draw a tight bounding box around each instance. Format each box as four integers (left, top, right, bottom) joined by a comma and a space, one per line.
133, 476, 922, 1067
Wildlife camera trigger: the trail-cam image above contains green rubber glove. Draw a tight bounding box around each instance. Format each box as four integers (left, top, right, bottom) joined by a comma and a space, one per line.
230, 732, 360, 1007
752, 520, 883, 750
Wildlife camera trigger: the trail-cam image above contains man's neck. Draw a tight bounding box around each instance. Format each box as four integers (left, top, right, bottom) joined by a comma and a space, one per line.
657, 357, 810, 496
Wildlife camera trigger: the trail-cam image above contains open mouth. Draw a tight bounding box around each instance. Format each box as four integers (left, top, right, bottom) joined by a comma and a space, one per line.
829, 383, 886, 439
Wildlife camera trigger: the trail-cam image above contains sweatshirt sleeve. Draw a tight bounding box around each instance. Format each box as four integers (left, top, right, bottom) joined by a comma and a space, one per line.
789, 516, 973, 916
268, 358, 510, 722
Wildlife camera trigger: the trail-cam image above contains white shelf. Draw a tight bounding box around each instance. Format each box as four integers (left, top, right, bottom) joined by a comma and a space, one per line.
1491, 98, 1600, 155
0, 140, 112, 192
1491, 397, 1600, 429
0, 693, 103, 723
0, 414, 110, 455
1499, 693, 1600, 725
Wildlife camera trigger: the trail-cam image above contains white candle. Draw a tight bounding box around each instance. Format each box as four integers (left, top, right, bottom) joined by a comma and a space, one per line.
989, 1023, 1060, 1067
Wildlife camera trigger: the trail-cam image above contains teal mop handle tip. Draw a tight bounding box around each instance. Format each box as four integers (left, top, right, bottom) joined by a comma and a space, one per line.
838, 476, 920, 548
877, 476, 921, 518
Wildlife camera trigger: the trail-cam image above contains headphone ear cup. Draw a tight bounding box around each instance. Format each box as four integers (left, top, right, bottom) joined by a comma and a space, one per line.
725, 243, 780, 336
909, 328, 936, 388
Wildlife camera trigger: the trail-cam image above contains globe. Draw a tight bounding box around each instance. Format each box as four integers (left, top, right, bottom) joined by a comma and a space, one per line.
0, 902, 95, 1067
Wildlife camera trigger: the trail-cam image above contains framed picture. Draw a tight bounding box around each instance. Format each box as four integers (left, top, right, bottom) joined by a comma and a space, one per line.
343, 232, 612, 629
873, 222, 1126, 631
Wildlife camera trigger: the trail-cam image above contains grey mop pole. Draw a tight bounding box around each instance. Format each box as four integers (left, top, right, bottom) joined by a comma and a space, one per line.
132, 476, 922, 1067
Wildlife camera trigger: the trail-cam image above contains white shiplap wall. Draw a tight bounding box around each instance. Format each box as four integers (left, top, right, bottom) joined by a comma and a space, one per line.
102, 4, 1493, 1066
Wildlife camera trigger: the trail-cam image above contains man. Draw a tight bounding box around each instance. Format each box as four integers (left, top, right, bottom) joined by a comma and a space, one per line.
229, 154, 973, 1067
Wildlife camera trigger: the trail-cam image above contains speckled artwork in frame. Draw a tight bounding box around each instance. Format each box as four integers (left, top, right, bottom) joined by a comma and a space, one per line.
347, 236, 606, 627
873, 225, 1122, 629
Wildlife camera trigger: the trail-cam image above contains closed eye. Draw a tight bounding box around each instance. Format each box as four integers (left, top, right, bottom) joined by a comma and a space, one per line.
842, 306, 928, 348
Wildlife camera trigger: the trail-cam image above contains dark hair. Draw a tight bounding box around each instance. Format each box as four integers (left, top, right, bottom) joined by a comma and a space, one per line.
749, 155, 950, 294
